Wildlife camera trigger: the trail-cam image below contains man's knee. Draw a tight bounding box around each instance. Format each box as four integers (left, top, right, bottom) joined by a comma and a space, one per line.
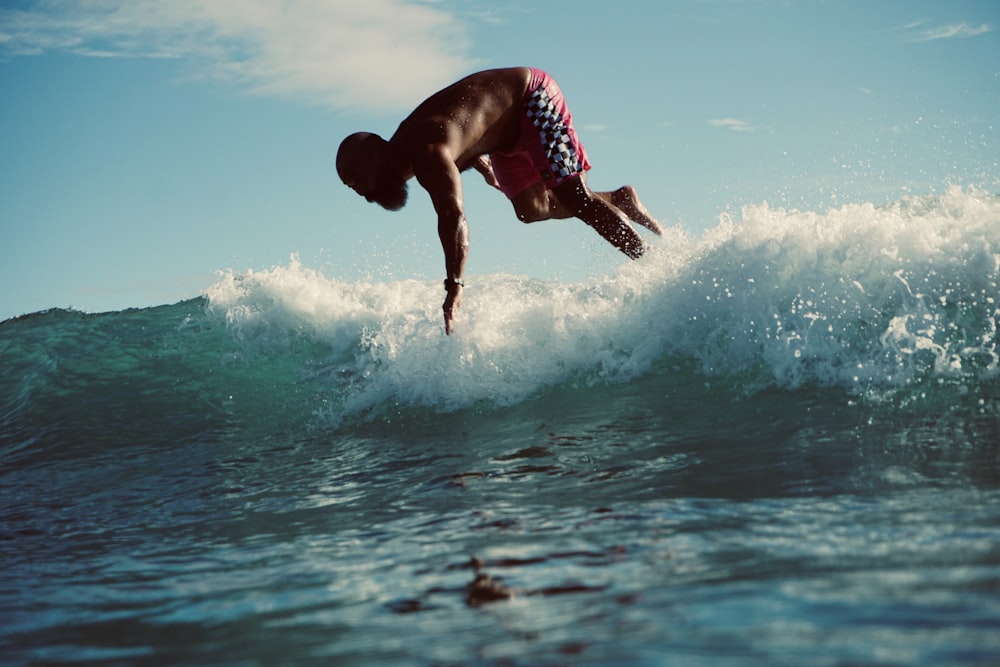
514, 206, 548, 223
511, 185, 551, 223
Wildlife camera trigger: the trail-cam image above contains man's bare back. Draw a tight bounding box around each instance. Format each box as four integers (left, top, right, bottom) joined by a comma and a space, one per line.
337, 67, 663, 334
395, 68, 531, 172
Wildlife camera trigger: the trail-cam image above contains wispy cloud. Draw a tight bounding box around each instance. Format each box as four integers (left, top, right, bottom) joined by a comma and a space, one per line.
708, 118, 753, 132
0, 0, 478, 112
906, 21, 994, 43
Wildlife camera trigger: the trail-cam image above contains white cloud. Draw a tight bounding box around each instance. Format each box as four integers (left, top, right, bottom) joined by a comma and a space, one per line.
908, 22, 993, 42
0, 0, 478, 112
708, 118, 753, 132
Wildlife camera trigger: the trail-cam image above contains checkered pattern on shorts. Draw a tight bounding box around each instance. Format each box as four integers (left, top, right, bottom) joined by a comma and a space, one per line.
526, 86, 582, 181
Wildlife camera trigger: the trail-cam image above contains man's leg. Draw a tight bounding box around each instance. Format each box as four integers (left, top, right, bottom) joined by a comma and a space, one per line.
511, 182, 662, 238
552, 175, 646, 259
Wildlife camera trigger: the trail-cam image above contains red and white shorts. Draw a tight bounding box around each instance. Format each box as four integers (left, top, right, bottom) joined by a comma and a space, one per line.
490, 68, 591, 199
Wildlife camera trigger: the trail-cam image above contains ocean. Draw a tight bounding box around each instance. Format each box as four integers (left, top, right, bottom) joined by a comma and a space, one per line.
2, 186, 999, 666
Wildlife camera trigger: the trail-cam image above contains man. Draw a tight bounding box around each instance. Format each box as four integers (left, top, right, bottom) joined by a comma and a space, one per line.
336, 67, 663, 334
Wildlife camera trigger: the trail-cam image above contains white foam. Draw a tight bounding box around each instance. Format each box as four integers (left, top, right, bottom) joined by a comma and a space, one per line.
205, 187, 1000, 422
656, 186, 1000, 391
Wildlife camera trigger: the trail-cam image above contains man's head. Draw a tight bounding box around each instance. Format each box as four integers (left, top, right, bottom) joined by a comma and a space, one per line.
336, 132, 408, 211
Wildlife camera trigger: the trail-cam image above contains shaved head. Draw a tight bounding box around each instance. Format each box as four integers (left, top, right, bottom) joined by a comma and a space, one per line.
336, 132, 379, 180
336, 132, 408, 211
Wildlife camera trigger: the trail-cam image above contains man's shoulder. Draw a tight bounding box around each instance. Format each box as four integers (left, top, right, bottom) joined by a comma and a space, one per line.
408, 68, 530, 118
390, 115, 450, 153
389, 67, 533, 157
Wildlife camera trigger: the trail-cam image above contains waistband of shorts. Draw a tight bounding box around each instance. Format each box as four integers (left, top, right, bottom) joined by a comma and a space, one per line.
526, 68, 549, 95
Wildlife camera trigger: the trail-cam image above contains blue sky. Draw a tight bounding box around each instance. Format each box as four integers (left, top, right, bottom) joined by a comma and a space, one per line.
1, 0, 997, 319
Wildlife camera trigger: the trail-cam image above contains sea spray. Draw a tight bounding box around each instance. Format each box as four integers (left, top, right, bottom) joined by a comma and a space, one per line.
202, 187, 999, 426
651, 186, 1000, 392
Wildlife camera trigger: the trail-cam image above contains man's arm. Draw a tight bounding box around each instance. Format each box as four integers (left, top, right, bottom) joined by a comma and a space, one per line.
472, 155, 501, 190
413, 145, 470, 335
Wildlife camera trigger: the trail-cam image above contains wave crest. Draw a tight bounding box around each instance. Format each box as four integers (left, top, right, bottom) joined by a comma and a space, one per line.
205, 187, 1000, 423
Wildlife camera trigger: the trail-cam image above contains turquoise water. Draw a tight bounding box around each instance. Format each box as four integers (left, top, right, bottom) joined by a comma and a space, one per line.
2, 187, 999, 665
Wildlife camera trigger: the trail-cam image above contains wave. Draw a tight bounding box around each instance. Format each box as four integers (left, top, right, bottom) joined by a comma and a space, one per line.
2, 187, 998, 437
202, 186, 999, 423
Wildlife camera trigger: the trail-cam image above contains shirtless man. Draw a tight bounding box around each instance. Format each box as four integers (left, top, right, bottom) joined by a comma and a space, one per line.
336, 67, 663, 334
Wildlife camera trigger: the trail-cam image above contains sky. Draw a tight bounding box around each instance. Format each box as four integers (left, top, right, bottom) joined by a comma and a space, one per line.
1, 0, 997, 319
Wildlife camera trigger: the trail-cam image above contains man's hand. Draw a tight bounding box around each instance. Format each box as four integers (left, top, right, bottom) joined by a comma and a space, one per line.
443, 283, 463, 335
473, 155, 501, 191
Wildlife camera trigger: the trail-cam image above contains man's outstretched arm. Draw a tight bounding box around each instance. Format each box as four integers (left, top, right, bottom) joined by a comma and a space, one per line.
439, 215, 469, 335
414, 145, 470, 335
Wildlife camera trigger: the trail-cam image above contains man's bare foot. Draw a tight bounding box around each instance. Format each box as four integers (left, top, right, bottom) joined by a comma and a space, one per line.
607, 185, 663, 235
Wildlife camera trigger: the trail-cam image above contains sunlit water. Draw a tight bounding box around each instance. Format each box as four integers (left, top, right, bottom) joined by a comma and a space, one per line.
2, 187, 999, 665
